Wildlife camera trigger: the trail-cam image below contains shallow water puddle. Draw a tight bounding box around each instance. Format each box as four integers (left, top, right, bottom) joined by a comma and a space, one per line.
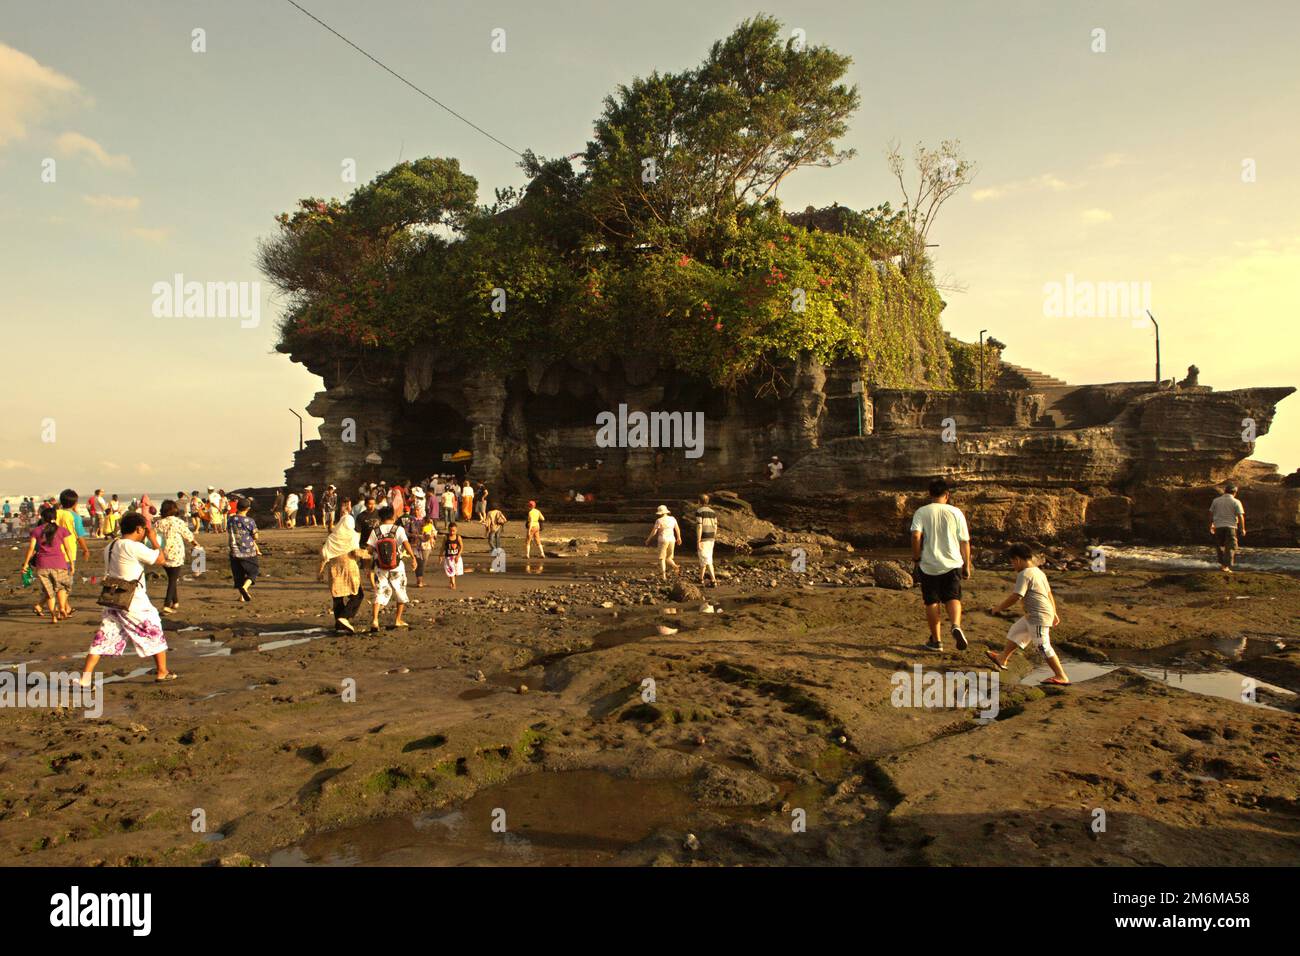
256, 627, 328, 652
1107, 545, 1300, 572
270, 770, 699, 866
1021, 658, 1295, 710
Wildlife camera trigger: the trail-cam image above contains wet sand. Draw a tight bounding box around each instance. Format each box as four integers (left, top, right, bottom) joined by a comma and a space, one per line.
1, 522, 1296, 866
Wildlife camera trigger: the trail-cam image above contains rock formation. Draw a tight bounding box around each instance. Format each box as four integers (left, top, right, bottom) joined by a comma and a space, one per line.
281, 337, 1294, 544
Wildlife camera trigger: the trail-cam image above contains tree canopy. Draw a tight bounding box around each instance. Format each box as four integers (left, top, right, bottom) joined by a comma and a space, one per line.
263, 15, 961, 391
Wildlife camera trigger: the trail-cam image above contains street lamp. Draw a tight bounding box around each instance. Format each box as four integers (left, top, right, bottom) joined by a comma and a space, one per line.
977, 329, 987, 390
289, 409, 303, 451
1146, 311, 1161, 383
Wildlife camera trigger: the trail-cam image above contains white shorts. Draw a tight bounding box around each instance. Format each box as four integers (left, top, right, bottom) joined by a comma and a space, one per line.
373, 565, 409, 607
697, 539, 715, 566
1008, 617, 1054, 657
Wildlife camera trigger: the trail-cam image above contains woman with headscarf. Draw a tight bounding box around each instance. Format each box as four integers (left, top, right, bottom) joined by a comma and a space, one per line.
318, 499, 366, 633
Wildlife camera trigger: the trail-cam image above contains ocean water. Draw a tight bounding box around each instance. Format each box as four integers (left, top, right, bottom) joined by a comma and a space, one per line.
1104, 544, 1300, 572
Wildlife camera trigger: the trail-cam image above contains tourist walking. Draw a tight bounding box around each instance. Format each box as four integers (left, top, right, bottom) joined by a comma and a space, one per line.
272, 488, 285, 528
460, 480, 474, 520
484, 505, 507, 558
985, 543, 1070, 685
155, 499, 196, 613
646, 504, 681, 579
525, 500, 546, 558
228, 498, 261, 602
322, 485, 339, 530
20, 505, 75, 622
695, 494, 718, 586
367, 505, 414, 631
320, 508, 365, 633
1210, 481, 1246, 573
442, 522, 464, 589
441, 484, 456, 532
79, 509, 174, 687
284, 489, 299, 528
910, 478, 971, 651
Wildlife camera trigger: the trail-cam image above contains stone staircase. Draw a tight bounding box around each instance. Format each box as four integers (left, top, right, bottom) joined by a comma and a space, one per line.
995, 361, 1069, 391
994, 361, 1082, 429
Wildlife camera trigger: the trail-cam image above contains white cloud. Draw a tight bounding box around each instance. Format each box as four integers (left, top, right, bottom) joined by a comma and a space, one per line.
82, 194, 141, 212
135, 463, 153, 475
127, 226, 171, 242
99, 460, 120, 471
1091, 152, 1135, 170
0, 42, 80, 146
54, 131, 132, 171
0, 459, 32, 470
1081, 208, 1114, 223
972, 173, 1079, 203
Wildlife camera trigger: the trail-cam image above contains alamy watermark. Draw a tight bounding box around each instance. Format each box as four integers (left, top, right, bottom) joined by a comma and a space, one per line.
595, 404, 705, 459
1, 666, 102, 718
151, 274, 261, 328
890, 664, 999, 719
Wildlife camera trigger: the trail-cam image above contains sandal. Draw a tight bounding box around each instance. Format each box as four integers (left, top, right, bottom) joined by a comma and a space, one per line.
1040, 676, 1071, 686
155, 672, 180, 682
984, 650, 1007, 671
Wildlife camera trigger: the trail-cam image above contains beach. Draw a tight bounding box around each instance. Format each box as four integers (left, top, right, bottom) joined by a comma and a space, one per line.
1, 519, 1295, 867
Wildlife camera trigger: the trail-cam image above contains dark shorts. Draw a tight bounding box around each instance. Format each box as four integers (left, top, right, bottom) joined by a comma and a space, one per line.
1215, 527, 1238, 552
919, 568, 962, 605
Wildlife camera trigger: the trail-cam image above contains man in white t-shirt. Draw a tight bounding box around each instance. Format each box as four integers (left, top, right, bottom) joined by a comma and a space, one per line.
645, 504, 681, 579
909, 478, 972, 652
767, 456, 784, 479
1209, 482, 1246, 573
284, 491, 299, 528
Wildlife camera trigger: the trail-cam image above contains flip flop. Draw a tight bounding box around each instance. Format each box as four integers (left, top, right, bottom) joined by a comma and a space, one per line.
984, 650, 1007, 671
155, 672, 180, 682
1040, 677, 1071, 686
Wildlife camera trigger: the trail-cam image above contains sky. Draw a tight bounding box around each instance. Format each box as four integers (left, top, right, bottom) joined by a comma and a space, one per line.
2, 0, 1298, 497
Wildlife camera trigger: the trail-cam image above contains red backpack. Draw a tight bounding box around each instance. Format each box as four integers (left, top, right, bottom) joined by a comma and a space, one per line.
374, 525, 401, 571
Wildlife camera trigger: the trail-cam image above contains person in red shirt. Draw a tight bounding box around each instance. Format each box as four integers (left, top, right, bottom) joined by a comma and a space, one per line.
303, 486, 317, 526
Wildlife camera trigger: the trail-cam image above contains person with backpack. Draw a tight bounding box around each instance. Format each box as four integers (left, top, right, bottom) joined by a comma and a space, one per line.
442, 522, 465, 589
366, 505, 414, 631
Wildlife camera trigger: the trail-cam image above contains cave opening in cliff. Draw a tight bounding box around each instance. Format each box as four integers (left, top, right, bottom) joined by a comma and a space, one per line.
387, 397, 474, 480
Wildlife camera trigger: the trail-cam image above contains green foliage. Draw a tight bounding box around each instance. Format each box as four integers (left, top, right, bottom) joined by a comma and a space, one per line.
945, 337, 1003, 390
266, 17, 957, 393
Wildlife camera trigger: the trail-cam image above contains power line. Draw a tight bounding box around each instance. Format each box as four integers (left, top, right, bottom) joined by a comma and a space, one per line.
282, 0, 523, 158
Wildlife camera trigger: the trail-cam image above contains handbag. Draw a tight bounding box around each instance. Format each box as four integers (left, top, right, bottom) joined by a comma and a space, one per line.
97, 540, 145, 610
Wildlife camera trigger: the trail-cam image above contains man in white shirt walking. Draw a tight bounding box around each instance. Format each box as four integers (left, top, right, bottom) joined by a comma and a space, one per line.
910, 478, 972, 652
1209, 482, 1246, 573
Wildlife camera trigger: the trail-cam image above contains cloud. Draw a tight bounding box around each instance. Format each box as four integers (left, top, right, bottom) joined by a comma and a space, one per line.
127, 226, 171, 242
1091, 152, 1135, 170
54, 131, 132, 171
99, 460, 120, 471
135, 463, 153, 475
0, 42, 80, 146
82, 194, 141, 212
0, 459, 32, 470
1081, 208, 1114, 223
972, 173, 1079, 203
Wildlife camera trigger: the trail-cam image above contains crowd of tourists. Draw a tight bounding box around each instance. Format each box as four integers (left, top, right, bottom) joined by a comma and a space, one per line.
11, 472, 1252, 689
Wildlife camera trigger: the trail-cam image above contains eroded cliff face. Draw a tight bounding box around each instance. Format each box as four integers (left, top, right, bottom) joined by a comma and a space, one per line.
281, 340, 1294, 543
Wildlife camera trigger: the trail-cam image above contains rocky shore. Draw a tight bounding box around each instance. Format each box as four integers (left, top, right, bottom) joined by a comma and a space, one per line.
0, 518, 1295, 867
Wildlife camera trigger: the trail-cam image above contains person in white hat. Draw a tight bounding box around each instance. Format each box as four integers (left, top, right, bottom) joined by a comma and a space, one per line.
645, 504, 681, 579
767, 456, 784, 480
410, 484, 426, 521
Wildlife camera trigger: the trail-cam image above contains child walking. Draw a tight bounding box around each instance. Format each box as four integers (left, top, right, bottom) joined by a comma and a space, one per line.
985, 543, 1070, 685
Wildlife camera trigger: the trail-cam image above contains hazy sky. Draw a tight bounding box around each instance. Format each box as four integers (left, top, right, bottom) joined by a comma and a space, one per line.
3, 0, 1298, 496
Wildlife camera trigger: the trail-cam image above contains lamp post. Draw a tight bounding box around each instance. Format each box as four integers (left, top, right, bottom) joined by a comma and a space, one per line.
289, 409, 303, 452
978, 329, 988, 391
1146, 311, 1160, 383
851, 379, 865, 436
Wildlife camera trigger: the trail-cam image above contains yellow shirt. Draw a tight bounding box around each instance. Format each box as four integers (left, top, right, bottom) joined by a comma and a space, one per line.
527, 508, 544, 530
55, 509, 82, 559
